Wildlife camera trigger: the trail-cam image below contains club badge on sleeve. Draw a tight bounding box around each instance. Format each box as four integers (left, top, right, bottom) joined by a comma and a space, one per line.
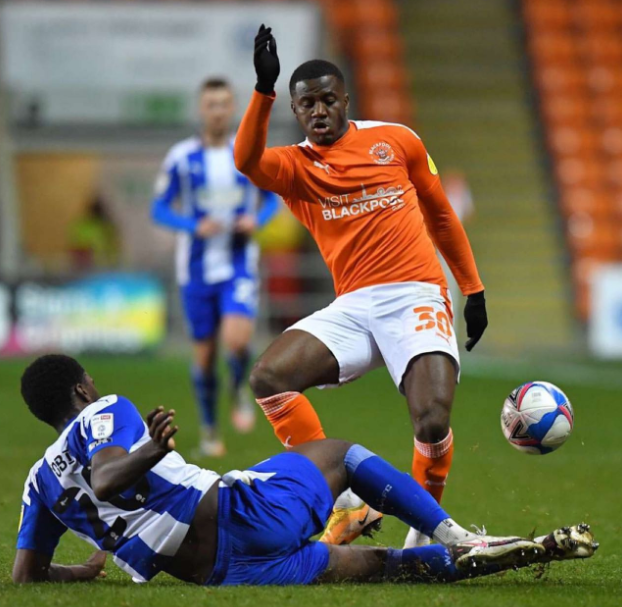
91, 413, 114, 439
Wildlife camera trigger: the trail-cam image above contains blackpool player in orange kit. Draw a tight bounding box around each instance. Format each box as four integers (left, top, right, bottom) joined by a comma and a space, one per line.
234, 25, 489, 548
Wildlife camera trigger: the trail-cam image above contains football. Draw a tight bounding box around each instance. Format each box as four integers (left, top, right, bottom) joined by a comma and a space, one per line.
501, 381, 574, 454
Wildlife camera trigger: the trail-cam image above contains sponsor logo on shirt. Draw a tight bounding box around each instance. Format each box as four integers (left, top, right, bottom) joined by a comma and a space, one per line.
91, 413, 114, 439
313, 160, 331, 174
369, 142, 395, 165
318, 184, 405, 220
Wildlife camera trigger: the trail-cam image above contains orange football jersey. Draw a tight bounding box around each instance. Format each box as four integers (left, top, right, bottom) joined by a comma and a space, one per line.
235, 92, 484, 297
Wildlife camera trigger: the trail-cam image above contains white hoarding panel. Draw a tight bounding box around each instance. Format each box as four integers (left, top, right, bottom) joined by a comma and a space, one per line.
589, 264, 622, 359
0, 2, 320, 124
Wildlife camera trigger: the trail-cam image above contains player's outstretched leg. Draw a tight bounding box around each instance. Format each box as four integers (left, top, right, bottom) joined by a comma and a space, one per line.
318, 525, 598, 584
252, 331, 383, 545
403, 353, 457, 548
295, 440, 541, 568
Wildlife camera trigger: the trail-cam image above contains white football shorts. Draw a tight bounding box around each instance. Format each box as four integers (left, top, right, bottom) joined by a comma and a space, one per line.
287, 281, 460, 392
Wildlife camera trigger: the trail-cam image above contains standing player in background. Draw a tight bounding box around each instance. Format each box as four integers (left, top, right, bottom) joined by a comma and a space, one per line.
152, 78, 280, 457
234, 26, 488, 548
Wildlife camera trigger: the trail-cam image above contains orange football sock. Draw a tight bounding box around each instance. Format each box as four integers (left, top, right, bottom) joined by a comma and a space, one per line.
412, 429, 454, 504
256, 392, 326, 448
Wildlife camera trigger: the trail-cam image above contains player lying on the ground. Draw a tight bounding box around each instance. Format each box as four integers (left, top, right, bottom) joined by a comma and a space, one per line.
234, 25, 490, 548
13, 355, 597, 586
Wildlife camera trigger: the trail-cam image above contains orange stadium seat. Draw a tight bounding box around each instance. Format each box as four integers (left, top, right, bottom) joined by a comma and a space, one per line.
356, 62, 409, 91
548, 126, 600, 158
570, 2, 622, 31
587, 66, 622, 96
322, 0, 356, 42
529, 32, 578, 64
566, 214, 620, 258
541, 95, 590, 126
605, 158, 622, 188
534, 65, 588, 94
599, 127, 622, 156
577, 35, 622, 66
523, 1, 571, 31
351, 0, 398, 29
351, 30, 404, 62
358, 90, 413, 124
558, 187, 612, 219
555, 157, 606, 188
591, 93, 622, 127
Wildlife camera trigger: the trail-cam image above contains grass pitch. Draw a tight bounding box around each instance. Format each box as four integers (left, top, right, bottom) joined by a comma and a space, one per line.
0, 354, 620, 606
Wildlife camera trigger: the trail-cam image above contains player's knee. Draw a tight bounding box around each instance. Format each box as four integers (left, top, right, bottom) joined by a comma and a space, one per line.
413, 400, 451, 443
249, 358, 290, 398
224, 338, 249, 358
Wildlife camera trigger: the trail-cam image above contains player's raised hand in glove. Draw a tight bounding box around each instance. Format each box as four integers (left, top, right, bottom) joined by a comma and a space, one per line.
146, 407, 178, 453
254, 24, 280, 95
464, 290, 488, 351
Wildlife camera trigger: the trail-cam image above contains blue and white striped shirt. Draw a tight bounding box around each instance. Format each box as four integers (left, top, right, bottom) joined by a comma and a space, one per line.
151, 136, 279, 286
17, 395, 219, 582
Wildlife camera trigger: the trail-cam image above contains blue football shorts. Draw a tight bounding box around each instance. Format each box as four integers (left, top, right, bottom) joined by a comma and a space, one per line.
205, 452, 334, 586
181, 276, 257, 341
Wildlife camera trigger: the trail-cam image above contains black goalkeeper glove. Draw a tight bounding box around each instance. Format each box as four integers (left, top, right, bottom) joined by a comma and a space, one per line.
464, 290, 488, 352
254, 24, 280, 95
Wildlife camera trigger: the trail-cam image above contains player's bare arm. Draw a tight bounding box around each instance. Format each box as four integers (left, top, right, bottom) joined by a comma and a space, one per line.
90, 407, 178, 501
13, 548, 107, 584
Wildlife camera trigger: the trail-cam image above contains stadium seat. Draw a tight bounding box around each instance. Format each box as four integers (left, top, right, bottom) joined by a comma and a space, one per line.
587, 66, 622, 96
548, 126, 599, 157
577, 35, 622, 66
555, 157, 605, 188
358, 90, 413, 123
600, 127, 622, 156
523, 1, 571, 31
540, 95, 590, 126
534, 65, 588, 94
351, 30, 404, 62
529, 32, 578, 64
356, 62, 409, 91
558, 188, 612, 219
570, 2, 622, 31
605, 158, 622, 188
591, 93, 622, 126
566, 214, 620, 257
350, 0, 398, 29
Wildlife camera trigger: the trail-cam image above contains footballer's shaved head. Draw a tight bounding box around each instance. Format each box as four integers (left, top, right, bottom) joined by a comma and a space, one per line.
288, 60, 345, 95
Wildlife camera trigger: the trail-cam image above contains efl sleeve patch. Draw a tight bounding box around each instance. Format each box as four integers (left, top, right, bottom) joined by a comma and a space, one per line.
91, 413, 114, 439
427, 154, 439, 175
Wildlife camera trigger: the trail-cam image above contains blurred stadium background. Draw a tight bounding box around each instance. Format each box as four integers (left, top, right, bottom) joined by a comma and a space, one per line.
1, 0, 622, 603
2, 0, 622, 362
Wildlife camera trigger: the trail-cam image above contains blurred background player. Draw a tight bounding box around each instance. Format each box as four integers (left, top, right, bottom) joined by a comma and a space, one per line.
152, 78, 280, 457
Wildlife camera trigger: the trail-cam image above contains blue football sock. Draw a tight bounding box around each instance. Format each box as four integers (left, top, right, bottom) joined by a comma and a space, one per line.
191, 366, 218, 427
385, 545, 459, 583
344, 444, 449, 538
228, 350, 250, 394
